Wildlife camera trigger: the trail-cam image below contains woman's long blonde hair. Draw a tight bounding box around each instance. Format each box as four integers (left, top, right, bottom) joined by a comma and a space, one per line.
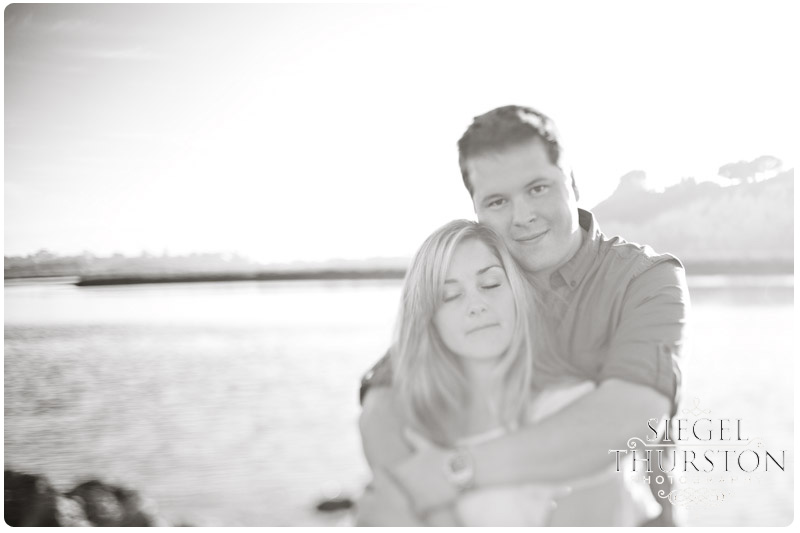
390, 220, 542, 446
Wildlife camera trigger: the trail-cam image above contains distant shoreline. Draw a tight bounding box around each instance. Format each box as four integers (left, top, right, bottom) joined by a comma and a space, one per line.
6, 263, 791, 288
72, 269, 408, 286
3, 260, 792, 287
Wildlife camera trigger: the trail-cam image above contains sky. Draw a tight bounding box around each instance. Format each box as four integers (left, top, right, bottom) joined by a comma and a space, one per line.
4, 2, 796, 263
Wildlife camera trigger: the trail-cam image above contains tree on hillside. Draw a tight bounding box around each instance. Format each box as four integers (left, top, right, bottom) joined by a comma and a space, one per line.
752, 155, 782, 180
718, 155, 782, 184
718, 160, 755, 183
617, 170, 647, 191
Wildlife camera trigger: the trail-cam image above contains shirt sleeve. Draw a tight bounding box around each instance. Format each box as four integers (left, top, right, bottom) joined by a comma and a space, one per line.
598, 259, 689, 416
359, 349, 394, 405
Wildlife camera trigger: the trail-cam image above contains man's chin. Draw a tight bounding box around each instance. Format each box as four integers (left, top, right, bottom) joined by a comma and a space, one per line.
516, 257, 555, 282
518, 260, 545, 278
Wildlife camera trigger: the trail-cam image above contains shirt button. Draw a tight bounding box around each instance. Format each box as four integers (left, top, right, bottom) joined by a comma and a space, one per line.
570, 280, 577, 287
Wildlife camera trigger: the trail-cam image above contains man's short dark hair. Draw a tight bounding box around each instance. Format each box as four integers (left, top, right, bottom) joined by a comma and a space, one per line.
457, 105, 572, 196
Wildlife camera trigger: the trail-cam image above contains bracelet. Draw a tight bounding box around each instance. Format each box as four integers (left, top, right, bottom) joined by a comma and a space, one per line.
443, 447, 475, 492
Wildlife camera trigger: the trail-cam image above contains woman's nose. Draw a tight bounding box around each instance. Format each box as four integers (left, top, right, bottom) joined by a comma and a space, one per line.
468, 299, 488, 317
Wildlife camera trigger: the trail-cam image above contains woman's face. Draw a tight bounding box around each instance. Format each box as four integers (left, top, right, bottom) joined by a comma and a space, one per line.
433, 238, 517, 362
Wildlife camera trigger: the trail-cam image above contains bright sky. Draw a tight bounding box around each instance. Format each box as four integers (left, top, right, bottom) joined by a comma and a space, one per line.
4, 2, 796, 263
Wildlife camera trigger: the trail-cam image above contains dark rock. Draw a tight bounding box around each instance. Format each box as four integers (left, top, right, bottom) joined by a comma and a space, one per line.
67, 479, 159, 526
54, 495, 92, 526
4, 470, 60, 526
316, 496, 355, 512
4, 470, 165, 527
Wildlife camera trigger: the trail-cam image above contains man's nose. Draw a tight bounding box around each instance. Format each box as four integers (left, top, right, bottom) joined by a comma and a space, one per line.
512, 198, 537, 226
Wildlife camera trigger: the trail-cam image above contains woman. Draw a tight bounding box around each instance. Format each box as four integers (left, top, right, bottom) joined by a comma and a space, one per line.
357, 220, 659, 526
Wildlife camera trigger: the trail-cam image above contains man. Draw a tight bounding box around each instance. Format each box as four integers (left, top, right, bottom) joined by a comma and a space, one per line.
358, 105, 689, 525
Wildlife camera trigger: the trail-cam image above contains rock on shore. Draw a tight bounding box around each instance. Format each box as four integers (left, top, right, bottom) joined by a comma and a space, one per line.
4, 470, 168, 527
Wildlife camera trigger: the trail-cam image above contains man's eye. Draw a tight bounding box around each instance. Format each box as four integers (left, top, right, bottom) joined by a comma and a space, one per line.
530, 185, 549, 195
486, 198, 506, 208
481, 283, 501, 290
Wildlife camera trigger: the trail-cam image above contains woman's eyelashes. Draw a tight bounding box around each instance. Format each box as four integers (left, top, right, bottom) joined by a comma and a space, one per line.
442, 292, 461, 303
480, 274, 504, 290
442, 280, 503, 302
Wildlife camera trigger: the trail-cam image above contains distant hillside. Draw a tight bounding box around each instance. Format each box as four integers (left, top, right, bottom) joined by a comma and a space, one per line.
6, 171, 793, 283
592, 170, 793, 267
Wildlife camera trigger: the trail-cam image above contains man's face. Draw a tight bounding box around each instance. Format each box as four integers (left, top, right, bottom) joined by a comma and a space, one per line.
467, 138, 582, 278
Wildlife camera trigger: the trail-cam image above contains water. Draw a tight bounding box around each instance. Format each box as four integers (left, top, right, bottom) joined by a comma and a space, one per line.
3, 276, 793, 526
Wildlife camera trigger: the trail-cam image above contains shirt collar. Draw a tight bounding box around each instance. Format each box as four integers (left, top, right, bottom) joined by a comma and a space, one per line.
550, 208, 601, 290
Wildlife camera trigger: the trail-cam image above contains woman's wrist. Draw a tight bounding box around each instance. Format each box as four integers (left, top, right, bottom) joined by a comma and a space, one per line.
442, 447, 475, 492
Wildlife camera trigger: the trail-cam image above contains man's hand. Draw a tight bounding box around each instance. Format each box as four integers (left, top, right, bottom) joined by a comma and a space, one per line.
376, 379, 671, 514
388, 431, 462, 514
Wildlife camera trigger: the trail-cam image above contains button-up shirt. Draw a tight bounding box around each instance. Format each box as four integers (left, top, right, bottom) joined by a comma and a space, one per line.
361, 209, 689, 413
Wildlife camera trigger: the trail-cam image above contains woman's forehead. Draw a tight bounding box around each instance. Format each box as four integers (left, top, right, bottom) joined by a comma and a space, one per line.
445, 239, 503, 280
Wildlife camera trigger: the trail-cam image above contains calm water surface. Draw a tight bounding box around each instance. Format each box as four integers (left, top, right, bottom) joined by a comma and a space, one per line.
4, 277, 793, 526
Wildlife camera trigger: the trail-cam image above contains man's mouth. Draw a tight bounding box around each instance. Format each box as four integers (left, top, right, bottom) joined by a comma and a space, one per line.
514, 229, 548, 243
467, 323, 500, 335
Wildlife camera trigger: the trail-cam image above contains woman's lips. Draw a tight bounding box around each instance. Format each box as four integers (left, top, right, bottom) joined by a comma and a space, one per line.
467, 323, 500, 335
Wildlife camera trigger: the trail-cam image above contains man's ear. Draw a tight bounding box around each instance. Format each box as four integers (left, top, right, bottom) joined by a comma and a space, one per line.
571, 171, 580, 202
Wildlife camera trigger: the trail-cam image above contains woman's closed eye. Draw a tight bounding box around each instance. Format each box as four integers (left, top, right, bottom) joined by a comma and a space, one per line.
443, 292, 462, 303
479, 274, 505, 290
